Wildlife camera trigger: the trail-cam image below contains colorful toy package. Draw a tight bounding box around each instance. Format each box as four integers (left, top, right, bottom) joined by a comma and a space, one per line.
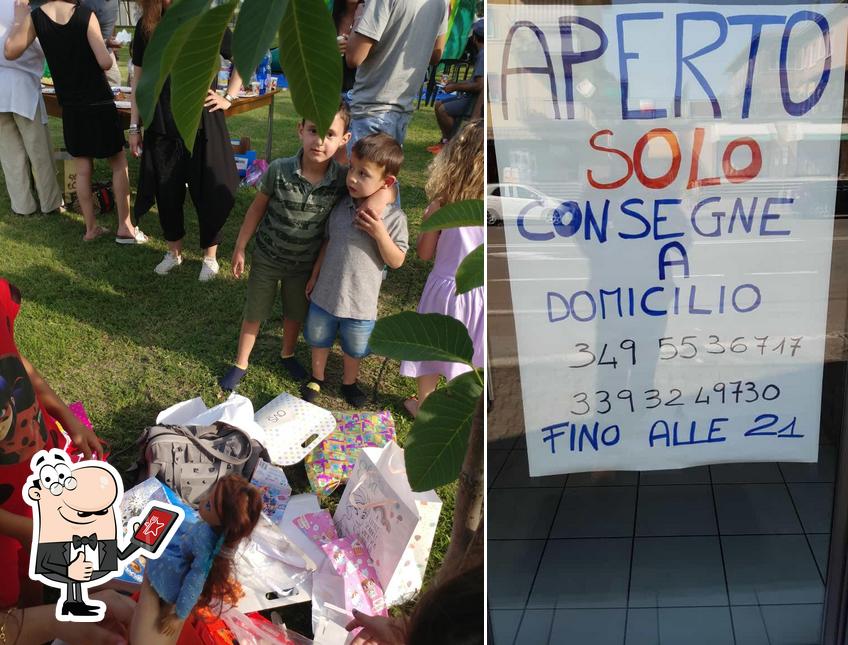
304, 411, 396, 495
250, 459, 292, 523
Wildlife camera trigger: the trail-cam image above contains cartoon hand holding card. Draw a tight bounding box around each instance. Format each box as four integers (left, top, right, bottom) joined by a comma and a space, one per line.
23, 449, 183, 622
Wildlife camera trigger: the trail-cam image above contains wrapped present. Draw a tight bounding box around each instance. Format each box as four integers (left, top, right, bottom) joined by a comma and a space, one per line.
321, 536, 387, 617
250, 459, 292, 523
294, 510, 338, 547
305, 411, 395, 495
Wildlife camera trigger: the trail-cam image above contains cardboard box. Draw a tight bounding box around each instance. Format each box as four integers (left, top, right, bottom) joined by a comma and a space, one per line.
54, 150, 76, 198
230, 136, 251, 154
234, 150, 257, 177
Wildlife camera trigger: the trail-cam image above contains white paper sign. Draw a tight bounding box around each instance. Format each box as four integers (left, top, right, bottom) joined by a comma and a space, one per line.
489, 4, 848, 475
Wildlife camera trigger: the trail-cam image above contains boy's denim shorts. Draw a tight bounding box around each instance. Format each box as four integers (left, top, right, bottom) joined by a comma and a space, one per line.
304, 302, 375, 359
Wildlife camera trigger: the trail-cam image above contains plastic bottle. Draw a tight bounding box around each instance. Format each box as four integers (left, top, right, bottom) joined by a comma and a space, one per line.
217, 56, 231, 92
256, 51, 271, 95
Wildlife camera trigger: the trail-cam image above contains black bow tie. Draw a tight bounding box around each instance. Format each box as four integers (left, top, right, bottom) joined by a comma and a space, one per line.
72, 534, 97, 549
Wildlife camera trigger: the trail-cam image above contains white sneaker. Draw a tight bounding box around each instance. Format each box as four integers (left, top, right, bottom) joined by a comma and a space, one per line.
154, 252, 182, 275
199, 256, 219, 282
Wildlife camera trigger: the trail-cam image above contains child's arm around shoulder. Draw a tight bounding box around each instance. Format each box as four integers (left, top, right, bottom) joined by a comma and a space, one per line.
231, 188, 272, 278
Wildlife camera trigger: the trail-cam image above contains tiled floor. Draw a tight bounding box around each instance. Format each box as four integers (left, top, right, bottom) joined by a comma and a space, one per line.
487, 437, 834, 644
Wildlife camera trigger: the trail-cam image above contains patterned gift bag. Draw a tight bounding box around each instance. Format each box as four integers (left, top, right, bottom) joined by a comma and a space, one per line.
335, 442, 442, 607
254, 393, 337, 465
305, 411, 396, 495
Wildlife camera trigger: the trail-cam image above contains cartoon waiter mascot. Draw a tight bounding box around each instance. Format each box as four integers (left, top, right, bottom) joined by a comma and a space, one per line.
23, 449, 183, 621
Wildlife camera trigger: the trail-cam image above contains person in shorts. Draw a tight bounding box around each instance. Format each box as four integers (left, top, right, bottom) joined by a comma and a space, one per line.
300, 133, 409, 407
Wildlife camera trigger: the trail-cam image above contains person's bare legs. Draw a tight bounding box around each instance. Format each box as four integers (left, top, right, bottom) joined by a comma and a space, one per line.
405, 373, 440, 418
203, 244, 218, 261
130, 576, 184, 645
74, 157, 105, 240
342, 353, 361, 386
167, 238, 184, 260
435, 102, 454, 141
108, 151, 136, 238
234, 320, 261, 368
310, 347, 331, 381
282, 319, 302, 357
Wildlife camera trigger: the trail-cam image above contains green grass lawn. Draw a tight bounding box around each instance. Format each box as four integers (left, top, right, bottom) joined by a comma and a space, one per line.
0, 92, 452, 630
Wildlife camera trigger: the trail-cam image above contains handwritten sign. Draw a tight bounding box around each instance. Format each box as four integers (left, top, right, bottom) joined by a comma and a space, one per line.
489, 4, 848, 475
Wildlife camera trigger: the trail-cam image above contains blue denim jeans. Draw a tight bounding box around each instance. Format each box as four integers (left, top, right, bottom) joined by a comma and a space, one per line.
304, 302, 376, 358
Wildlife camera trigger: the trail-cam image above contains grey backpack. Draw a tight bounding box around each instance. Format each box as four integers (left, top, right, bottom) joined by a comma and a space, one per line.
135, 422, 269, 507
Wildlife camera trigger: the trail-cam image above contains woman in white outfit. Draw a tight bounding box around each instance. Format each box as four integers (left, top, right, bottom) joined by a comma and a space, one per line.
0, 0, 62, 216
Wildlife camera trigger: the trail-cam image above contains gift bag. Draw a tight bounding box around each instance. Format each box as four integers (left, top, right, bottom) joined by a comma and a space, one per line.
305, 411, 395, 496
254, 393, 337, 466
335, 442, 442, 607
321, 537, 387, 617
250, 459, 292, 523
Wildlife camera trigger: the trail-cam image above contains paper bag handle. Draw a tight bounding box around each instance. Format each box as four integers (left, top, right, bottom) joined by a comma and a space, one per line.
347, 473, 397, 511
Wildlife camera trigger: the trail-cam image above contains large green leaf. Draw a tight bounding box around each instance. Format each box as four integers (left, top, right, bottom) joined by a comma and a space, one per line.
233, 0, 290, 84
370, 312, 473, 365
405, 371, 483, 491
171, 2, 236, 145
421, 199, 484, 232
136, 0, 210, 126
455, 243, 482, 294
277, 0, 341, 135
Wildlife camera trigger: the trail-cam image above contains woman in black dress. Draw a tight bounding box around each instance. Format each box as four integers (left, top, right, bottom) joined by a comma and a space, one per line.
5, 0, 147, 243
130, 0, 241, 281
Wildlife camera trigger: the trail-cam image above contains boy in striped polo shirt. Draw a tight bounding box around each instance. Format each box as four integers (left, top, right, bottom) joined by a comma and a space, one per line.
219, 103, 389, 391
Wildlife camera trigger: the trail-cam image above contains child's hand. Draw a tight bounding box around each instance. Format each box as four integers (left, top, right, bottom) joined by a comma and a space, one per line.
354, 207, 387, 240
232, 248, 246, 278
305, 276, 317, 299
64, 416, 100, 461
157, 606, 181, 636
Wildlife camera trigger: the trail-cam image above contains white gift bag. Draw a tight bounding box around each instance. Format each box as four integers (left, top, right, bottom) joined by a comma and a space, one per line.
334, 442, 442, 607
254, 393, 337, 465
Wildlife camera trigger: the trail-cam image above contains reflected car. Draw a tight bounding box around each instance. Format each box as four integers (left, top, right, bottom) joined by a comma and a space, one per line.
486, 183, 559, 226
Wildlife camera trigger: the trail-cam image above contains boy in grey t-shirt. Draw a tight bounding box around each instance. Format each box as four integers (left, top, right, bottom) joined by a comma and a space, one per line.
301, 133, 409, 407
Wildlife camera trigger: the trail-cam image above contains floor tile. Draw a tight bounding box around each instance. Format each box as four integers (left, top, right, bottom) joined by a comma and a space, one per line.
714, 484, 802, 534
528, 538, 631, 609
550, 486, 636, 538
660, 607, 734, 645
624, 608, 660, 645
636, 485, 717, 536
488, 451, 510, 489
488, 488, 562, 539
492, 450, 568, 489
489, 610, 522, 645
759, 603, 823, 645
566, 470, 638, 486
549, 609, 626, 645
808, 534, 830, 579
729, 606, 770, 645
488, 540, 546, 609
629, 537, 727, 607
732, 604, 824, 645
722, 535, 824, 605
788, 482, 834, 534
780, 444, 836, 483
710, 462, 783, 484
639, 466, 710, 485
515, 609, 553, 644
